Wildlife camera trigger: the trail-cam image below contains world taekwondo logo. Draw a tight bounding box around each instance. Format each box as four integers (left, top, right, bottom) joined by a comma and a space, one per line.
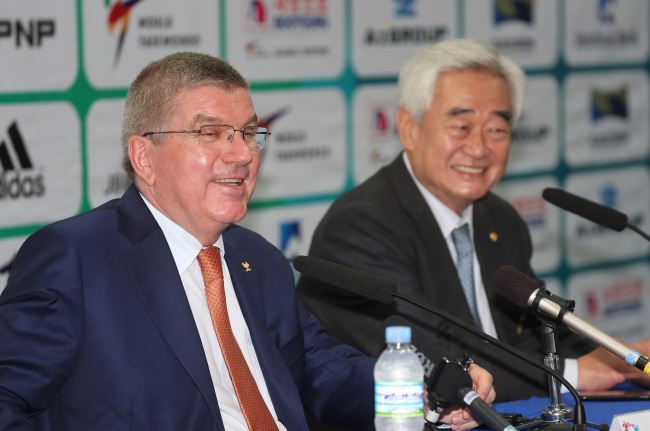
107, 0, 144, 66
493, 0, 533, 26
598, 0, 617, 24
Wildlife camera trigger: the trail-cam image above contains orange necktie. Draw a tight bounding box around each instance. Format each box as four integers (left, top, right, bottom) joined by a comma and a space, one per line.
197, 246, 279, 431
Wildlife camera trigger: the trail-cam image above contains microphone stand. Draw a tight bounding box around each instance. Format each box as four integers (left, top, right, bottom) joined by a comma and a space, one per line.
538, 323, 573, 423
390, 291, 593, 431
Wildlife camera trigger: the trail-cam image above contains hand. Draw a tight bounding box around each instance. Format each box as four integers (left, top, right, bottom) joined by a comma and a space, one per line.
438, 363, 496, 431
577, 337, 650, 391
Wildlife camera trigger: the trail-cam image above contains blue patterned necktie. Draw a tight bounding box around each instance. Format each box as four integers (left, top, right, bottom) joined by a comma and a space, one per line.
451, 224, 482, 329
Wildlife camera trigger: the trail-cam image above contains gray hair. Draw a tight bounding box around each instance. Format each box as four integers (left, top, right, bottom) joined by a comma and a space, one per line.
121, 52, 249, 180
398, 39, 527, 122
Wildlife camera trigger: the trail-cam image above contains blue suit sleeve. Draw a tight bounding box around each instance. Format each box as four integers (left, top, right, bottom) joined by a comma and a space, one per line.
0, 227, 84, 430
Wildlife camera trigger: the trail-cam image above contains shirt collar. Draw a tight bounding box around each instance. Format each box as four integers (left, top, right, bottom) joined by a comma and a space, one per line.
140, 193, 224, 275
402, 152, 474, 239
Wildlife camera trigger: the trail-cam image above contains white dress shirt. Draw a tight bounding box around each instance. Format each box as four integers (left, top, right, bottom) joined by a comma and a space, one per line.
142, 195, 287, 431
402, 153, 578, 390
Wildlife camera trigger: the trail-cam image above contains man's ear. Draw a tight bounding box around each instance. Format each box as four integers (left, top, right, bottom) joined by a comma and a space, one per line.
396, 105, 418, 151
128, 135, 155, 186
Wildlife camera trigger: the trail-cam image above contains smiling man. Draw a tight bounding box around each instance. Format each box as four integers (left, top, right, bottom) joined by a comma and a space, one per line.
297, 39, 650, 404
0, 52, 498, 431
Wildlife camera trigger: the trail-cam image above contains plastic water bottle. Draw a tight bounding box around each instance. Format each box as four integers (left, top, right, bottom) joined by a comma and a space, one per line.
374, 325, 425, 431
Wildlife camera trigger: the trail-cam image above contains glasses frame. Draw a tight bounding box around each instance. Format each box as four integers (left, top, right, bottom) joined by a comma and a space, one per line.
142, 124, 271, 151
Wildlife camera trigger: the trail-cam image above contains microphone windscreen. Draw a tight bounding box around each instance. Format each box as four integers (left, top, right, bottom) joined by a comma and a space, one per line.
492, 265, 539, 309
293, 256, 396, 304
542, 187, 628, 232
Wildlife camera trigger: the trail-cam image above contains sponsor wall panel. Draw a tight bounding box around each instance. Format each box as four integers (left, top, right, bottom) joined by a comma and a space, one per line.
506, 75, 559, 174
565, 167, 650, 268
351, 0, 455, 77
225, 0, 344, 81
250, 89, 346, 200
493, 176, 561, 274
564, 0, 649, 66
82, 0, 220, 88
567, 264, 650, 340
464, 0, 558, 68
564, 70, 650, 167
86, 99, 130, 208
238, 202, 332, 260
1, 0, 650, 337
0, 0, 78, 92
351, 84, 402, 184
0, 103, 82, 227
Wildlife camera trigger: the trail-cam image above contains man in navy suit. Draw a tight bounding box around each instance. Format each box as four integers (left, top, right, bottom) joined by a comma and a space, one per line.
298, 39, 650, 403
0, 52, 494, 430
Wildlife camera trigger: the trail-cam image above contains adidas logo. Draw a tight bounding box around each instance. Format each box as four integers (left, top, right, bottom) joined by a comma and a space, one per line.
0, 121, 45, 199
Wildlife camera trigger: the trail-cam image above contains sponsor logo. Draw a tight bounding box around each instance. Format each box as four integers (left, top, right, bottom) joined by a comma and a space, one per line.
280, 220, 301, 257
244, 0, 329, 32
247, 0, 269, 28
589, 87, 629, 148
511, 194, 547, 228
394, 0, 416, 17
258, 106, 328, 161
364, 26, 447, 46
598, 0, 617, 24
107, 0, 144, 66
585, 278, 643, 319
494, 0, 533, 26
0, 121, 45, 200
591, 87, 628, 121
370, 106, 396, 139
107, 0, 201, 66
574, 1, 638, 49
490, 0, 535, 52
0, 19, 56, 48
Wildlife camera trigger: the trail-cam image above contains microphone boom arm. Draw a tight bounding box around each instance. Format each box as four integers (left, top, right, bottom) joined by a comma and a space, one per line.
391, 290, 587, 427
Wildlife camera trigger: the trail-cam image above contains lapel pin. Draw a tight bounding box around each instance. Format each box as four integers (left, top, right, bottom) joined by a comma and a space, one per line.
242, 262, 251, 272
489, 232, 498, 242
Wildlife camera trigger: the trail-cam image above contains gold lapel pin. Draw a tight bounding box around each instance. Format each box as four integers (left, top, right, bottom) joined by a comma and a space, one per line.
489, 232, 498, 242
242, 262, 251, 272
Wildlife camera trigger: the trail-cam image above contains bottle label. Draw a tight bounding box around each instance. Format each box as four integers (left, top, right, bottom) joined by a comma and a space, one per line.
374, 381, 424, 417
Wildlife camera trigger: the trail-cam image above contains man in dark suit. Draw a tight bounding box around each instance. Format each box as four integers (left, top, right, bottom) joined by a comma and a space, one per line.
0, 52, 494, 430
298, 39, 650, 403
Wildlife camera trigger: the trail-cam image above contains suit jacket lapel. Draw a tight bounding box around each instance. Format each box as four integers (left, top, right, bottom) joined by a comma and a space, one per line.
116, 185, 224, 429
223, 233, 306, 429
386, 156, 477, 324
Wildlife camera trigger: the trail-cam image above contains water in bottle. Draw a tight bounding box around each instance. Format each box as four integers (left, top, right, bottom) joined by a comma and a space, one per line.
374, 325, 425, 431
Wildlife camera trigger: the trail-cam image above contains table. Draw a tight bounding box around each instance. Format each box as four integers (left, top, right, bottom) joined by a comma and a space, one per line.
493, 384, 649, 430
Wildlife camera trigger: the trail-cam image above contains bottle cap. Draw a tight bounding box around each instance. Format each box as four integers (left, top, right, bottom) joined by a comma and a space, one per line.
385, 325, 411, 343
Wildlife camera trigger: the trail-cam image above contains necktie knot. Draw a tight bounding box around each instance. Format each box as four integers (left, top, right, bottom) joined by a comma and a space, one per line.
197, 246, 223, 284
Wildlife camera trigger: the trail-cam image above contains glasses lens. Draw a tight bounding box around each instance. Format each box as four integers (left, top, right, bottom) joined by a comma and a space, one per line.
198, 125, 269, 150
244, 126, 269, 150
199, 125, 232, 148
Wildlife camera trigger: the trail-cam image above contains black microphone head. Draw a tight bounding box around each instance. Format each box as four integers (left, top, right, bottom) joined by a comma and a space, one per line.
542, 187, 628, 232
492, 265, 539, 309
293, 256, 396, 304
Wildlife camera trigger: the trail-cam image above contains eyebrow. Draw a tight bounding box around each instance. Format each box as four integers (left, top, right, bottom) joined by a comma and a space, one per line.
191, 114, 258, 127
447, 107, 513, 124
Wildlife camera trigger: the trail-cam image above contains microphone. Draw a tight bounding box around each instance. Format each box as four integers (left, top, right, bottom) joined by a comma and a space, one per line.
293, 256, 588, 429
385, 316, 516, 431
542, 188, 650, 241
492, 265, 650, 377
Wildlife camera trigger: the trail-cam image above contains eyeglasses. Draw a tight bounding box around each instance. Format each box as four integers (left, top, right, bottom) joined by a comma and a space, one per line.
142, 124, 271, 151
